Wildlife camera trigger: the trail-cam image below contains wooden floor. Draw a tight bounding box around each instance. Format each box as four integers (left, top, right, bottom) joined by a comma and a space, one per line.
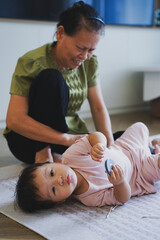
85, 110, 160, 135
110, 110, 160, 135
0, 110, 160, 240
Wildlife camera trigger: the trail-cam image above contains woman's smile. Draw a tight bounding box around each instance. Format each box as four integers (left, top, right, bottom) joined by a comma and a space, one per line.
54, 26, 101, 70
72, 59, 83, 67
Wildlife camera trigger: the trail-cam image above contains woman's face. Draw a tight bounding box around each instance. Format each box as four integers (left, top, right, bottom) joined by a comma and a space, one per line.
34, 163, 77, 203
56, 26, 101, 70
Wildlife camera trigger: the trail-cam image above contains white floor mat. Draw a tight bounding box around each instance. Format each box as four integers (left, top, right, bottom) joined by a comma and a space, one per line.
0, 135, 160, 240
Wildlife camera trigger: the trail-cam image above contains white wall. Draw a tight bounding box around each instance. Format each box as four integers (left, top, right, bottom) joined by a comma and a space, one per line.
94, 26, 160, 114
0, 19, 160, 128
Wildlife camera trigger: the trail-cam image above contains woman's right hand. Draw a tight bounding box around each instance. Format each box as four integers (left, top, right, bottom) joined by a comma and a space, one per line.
7, 95, 88, 148
63, 133, 88, 146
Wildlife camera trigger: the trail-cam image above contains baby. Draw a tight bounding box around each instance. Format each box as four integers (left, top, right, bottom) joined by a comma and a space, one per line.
16, 122, 160, 213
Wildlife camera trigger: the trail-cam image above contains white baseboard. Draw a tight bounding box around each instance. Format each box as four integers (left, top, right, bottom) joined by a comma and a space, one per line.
80, 104, 150, 119
108, 104, 150, 115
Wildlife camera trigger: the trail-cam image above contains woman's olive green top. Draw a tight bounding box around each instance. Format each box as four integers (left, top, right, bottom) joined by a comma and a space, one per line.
3, 42, 99, 136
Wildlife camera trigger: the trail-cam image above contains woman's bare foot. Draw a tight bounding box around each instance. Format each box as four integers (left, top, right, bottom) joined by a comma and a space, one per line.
35, 146, 53, 163
52, 152, 62, 163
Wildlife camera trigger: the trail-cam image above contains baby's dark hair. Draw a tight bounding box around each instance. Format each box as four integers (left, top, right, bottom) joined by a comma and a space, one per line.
57, 1, 105, 36
15, 162, 55, 213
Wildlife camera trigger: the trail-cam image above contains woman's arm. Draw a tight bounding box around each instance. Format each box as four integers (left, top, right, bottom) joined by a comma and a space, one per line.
88, 84, 114, 147
6, 95, 85, 146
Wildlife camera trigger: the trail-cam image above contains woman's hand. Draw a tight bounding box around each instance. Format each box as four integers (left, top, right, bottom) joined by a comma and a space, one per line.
90, 143, 105, 162
63, 133, 88, 146
108, 165, 125, 186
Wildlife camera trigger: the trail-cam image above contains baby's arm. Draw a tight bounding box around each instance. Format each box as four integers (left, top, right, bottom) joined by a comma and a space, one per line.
109, 165, 131, 203
87, 132, 107, 162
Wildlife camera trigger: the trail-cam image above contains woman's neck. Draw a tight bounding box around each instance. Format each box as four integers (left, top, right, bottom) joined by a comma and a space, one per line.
74, 170, 89, 195
52, 43, 70, 70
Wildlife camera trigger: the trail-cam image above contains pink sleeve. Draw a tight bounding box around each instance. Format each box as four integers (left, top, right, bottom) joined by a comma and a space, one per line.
77, 187, 123, 207
62, 137, 92, 164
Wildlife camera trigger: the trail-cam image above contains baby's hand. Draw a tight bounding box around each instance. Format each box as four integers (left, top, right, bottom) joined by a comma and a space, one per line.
108, 165, 125, 185
90, 143, 105, 162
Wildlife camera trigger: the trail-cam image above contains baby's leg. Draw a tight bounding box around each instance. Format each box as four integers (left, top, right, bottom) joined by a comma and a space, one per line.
158, 155, 160, 169
142, 154, 160, 183
115, 122, 150, 152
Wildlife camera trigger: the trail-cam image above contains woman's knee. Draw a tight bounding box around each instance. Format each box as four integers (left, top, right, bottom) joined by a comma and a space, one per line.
6, 131, 43, 164
33, 69, 68, 90
29, 69, 69, 105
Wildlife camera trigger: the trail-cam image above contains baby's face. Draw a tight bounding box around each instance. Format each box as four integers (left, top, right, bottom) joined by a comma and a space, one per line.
34, 163, 77, 203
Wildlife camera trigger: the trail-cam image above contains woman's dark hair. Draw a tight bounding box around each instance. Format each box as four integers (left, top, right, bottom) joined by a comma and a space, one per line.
57, 1, 105, 36
15, 162, 55, 213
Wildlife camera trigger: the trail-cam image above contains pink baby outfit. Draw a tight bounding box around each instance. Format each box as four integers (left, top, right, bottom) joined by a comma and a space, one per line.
62, 122, 160, 207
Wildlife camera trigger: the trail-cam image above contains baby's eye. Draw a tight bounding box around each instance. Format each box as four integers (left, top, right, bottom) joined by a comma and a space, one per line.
52, 186, 55, 194
50, 170, 54, 177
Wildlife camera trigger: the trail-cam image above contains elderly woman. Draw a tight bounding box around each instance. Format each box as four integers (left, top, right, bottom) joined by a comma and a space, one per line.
4, 1, 117, 164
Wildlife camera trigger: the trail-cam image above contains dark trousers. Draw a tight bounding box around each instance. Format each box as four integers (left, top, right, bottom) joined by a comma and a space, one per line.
6, 69, 70, 164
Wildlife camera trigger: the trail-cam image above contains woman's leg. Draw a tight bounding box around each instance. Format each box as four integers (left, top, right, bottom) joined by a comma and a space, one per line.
6, 69, 69, 164
28, 69, 69, 132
